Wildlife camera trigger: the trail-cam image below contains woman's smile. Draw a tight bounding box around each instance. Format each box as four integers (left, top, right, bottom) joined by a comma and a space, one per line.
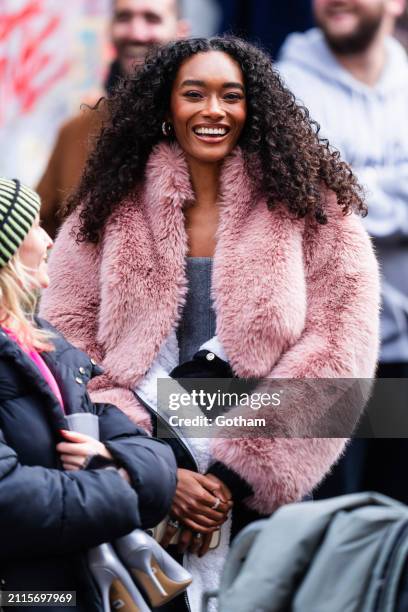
191, 123, 231, 144
170, 50, 247, 165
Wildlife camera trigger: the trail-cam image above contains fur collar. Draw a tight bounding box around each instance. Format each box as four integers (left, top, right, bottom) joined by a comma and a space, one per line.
93, 141, 306, 386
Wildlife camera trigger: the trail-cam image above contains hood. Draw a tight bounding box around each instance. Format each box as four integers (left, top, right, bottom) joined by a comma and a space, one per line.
278, 27, 408, 96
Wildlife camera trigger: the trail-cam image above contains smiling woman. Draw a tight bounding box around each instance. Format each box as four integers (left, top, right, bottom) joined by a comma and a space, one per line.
63, 36, 368, 243
169, 51, 247, 165
41, 36, 380, 612
166, 49, 248, 257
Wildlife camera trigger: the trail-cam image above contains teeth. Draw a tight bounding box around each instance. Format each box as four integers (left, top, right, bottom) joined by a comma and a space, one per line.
194, 127, 228, 136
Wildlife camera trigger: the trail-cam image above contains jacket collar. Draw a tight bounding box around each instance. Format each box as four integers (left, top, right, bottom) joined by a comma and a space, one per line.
0, 328, 67, 433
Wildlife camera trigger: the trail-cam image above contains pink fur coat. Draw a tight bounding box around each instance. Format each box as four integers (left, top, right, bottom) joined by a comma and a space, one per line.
40, 142, 380, 514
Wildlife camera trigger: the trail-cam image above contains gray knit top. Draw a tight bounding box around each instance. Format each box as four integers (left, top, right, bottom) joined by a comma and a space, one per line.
177, 257, 216, 363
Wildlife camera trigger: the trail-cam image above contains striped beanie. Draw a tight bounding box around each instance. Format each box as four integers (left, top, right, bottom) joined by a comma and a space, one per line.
0, 178, 41, 267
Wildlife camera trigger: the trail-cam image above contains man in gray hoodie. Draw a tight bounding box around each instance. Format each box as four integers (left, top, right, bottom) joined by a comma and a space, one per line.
278, 0, 408, 501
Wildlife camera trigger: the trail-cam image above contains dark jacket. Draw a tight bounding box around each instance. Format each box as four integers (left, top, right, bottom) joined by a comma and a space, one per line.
218, 0, 314, 58
0, 319, 177, 611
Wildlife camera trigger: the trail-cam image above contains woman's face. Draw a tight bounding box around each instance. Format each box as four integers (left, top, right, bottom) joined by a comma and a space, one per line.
169, 50, 247, 164
18, 215, 53, 289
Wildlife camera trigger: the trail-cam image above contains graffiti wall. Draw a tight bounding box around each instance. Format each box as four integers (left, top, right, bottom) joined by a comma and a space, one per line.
0, 0, 111, 185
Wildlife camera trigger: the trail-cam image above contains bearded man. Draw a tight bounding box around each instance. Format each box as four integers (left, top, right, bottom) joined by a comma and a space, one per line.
278, 0, 408, 502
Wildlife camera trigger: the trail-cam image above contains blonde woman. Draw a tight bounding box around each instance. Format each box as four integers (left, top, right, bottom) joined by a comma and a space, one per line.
0, 178, 177, 611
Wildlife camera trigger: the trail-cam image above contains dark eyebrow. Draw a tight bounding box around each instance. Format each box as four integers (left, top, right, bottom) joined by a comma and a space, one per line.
114, 9, 161, 20
114, 9, 132, 18
180, 80, 206, 87
180, 79, 245, 92
223, 82, 245, 92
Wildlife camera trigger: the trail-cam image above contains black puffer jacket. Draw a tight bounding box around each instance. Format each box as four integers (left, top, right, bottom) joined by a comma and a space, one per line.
0, 319, 177, 611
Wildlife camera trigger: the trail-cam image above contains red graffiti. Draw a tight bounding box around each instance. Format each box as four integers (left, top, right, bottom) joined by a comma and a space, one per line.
0, 1, 42, 40
0, 1, 70, 125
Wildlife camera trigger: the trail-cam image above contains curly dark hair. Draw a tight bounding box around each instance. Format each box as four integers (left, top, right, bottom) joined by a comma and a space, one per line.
67, 36, 366, 243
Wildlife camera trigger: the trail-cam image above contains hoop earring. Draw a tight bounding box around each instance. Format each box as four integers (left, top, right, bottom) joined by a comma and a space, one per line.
162, 121, 173, 137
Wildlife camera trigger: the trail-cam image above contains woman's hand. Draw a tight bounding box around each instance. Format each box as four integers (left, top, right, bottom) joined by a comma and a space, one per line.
174, 474, 232, 556
204, 473, 232, 505
56, 429, 113, 471
160, 468, 233, 551
177, 528, 215, 557
171, 469, 232, 529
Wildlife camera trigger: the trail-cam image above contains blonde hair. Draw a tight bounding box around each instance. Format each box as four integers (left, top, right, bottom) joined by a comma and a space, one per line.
0, 253, 54, 352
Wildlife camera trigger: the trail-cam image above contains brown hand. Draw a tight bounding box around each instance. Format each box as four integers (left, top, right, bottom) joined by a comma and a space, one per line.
204, 473, 233, 504
170, 469, 231, 533
177, 528, 215, 557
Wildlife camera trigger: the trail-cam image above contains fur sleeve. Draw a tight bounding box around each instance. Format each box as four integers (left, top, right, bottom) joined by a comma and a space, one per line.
210, 199, 380, 514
